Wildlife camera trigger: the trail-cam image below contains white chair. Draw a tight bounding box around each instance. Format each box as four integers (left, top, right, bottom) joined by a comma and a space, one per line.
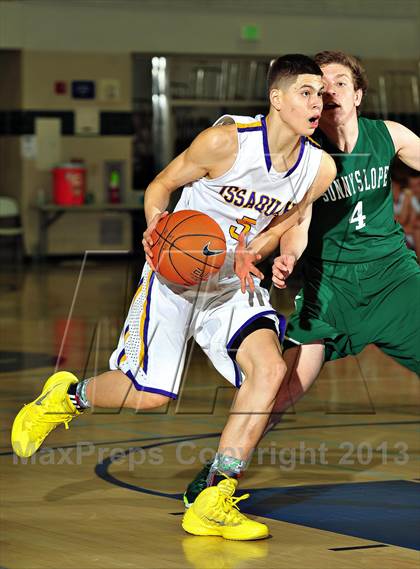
0, 196, 24, 264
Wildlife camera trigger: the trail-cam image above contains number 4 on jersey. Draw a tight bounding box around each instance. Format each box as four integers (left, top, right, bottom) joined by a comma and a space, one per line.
349, 201, 366, 230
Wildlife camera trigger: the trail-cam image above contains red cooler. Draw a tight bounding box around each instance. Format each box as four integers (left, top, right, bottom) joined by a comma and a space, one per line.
53, 163, 86, 205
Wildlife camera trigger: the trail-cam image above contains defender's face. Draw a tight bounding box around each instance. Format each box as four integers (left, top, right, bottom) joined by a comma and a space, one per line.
320, 63, 362, 128
272, 74, 324, 136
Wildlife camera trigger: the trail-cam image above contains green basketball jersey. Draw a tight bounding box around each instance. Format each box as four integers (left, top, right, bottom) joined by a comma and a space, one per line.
306, 117, 406, 263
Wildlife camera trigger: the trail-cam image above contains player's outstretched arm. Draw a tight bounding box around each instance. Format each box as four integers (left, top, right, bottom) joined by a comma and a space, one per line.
234, 232, 265, 293
272, 204, 313, 289
385, 121, 420, 171
142, 125, 237, 266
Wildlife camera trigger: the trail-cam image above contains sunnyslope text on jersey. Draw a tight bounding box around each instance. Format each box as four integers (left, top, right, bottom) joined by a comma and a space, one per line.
322, 165, 391, 202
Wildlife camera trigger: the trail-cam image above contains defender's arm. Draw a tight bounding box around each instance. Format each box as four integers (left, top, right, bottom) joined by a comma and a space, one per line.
385, 121, 420, 171
235, 151, 336, 292
248, 151, 336, 260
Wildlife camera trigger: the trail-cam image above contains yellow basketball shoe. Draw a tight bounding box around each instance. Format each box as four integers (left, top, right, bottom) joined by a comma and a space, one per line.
11, 371, 81, 458
182, 477, 269, 541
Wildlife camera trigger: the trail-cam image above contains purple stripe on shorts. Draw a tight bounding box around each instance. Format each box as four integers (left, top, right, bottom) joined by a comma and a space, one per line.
124, 368, 178, 399
125, 368, 136, 381
117, 348, 125, 366
232, 361, 242, 388
277, 313, 287, 344
134, 385, 178, 399
142, 272, 155, 374
227, 310, 278, 350
226, 309, 278, 388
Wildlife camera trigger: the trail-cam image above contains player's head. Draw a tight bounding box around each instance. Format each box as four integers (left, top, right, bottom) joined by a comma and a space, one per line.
314, 51, 368, 126
267, 54, 324, 136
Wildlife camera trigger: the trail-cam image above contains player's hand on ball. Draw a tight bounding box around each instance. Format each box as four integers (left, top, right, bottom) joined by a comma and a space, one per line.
234, 232, 264, 294
142, 211, 168, 270
272, 254, 296, 289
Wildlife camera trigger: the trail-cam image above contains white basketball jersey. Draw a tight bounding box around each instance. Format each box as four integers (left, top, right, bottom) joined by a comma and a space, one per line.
174, 114, 323, 286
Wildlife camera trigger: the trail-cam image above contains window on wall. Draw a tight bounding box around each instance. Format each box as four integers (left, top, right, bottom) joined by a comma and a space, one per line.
132, 54, 272, 190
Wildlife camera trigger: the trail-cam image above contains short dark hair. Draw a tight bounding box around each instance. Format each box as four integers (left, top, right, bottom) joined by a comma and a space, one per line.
314, 51, 368, 94
267, 54, 322, 95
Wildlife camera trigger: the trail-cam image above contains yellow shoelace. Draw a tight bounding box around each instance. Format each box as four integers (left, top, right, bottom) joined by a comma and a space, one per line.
221, 492, 250, 523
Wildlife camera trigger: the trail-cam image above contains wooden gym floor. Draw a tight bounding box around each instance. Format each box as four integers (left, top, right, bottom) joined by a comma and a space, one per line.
1, 257, 419, 569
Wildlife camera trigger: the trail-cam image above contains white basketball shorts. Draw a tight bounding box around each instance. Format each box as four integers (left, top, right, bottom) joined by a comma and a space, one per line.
109, 264, 284, 399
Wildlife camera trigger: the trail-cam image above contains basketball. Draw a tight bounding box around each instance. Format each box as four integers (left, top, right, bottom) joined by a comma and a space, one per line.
150, 210, 226, 286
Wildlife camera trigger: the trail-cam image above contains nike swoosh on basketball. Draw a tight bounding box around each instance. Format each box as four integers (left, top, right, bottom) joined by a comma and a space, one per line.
202, 242, 224, 257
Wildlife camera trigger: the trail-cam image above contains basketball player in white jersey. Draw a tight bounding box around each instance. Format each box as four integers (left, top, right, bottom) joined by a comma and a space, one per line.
12, 54, 336, 540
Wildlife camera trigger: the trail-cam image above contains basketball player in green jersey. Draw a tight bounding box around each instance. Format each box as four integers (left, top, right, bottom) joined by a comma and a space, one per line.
270, 50, 420, 421
183, 50, 420, 508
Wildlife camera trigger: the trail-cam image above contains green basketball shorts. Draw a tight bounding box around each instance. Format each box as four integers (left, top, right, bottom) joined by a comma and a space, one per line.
284, 249, 420, 375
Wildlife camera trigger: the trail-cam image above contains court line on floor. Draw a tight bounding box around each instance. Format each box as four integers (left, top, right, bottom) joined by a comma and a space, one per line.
94, 434, 220, 498
95, 437, 420, 551
330, 544, 388, 551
